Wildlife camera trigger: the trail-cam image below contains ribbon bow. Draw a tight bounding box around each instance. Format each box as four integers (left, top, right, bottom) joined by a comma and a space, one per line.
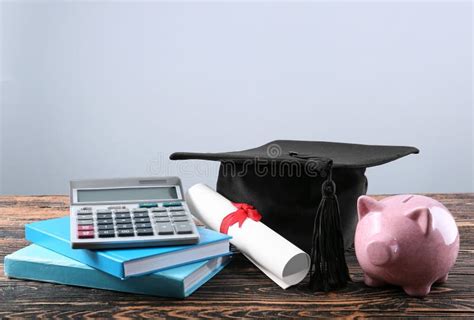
219, 202, 262, 234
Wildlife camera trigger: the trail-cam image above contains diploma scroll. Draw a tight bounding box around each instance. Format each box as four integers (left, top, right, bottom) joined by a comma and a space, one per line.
186, 183, 310, 289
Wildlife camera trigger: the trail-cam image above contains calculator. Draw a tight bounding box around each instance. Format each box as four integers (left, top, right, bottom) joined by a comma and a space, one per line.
69, 177, 200, 249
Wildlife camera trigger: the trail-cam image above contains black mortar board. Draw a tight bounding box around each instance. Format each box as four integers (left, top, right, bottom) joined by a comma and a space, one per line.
170, 140, 419, 291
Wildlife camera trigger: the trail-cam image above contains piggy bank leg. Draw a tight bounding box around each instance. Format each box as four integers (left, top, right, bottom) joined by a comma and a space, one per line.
436, 274, 449, 284
363, 274, 386, 287
403, 285, 431, 297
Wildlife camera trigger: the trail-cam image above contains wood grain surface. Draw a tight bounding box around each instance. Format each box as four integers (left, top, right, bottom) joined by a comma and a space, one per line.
0, 194, 473, 318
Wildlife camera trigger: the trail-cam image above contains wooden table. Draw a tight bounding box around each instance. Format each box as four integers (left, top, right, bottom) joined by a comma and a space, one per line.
0, 194, 473, 318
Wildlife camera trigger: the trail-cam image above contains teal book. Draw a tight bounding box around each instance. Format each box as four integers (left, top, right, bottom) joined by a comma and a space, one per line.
5, 245, 230, 298
25, 216, 231, 279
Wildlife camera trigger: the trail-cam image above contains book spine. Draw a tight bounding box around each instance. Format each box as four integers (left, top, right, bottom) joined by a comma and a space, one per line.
126, 251, 233, 278
25, 224, 125, 278
184, 259, 230, 297
4, 255, 186, 298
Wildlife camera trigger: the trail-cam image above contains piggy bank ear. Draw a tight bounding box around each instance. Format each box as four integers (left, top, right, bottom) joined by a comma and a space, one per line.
406, 208, 432, 236
357, 196, 383, 221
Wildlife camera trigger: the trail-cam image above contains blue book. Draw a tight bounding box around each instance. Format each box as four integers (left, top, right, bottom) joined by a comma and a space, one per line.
5, 244, 230, 298
25, 216, 231, 279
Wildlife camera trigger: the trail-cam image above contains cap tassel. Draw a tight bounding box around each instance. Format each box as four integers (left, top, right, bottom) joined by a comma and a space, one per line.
309, 164, 350, 292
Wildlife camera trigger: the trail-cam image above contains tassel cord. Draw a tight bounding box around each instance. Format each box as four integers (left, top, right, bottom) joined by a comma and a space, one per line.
288, 152, 350, 291
309, 163, 350, 291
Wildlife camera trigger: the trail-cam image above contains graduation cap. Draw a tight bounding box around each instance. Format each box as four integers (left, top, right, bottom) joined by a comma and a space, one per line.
170, 140, 419, 291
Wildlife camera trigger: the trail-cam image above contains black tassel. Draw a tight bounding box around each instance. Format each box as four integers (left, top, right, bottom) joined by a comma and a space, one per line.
309, 163, 350, 292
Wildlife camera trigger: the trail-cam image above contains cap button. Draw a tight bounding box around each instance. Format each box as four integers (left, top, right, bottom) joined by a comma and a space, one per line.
322, 180, 336, 196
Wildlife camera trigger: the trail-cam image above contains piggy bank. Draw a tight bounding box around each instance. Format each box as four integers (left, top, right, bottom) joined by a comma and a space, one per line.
355, 194, 459, 297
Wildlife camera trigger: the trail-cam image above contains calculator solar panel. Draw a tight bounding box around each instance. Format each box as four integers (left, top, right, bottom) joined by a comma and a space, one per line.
69, 177, 200, 249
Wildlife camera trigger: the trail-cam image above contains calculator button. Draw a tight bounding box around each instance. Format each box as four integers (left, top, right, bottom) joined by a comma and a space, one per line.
174, 223, 194, 234
117, 229, 134, 237
136, 228, 154, 236
139, 203, 158, 208
133, 208, 148, 213
77, 212, 93, 217
96, 209, 112, 214
163, 202, 182, 207
98, 224, 114, 230
134, 217, 151, 223
170, 211, 186, 217
77, 209, 93, 215
97, 213, 112, 219
78, 215, 93, 220
108, 206, 126, 210
115, 213, 131, 219
172, 217, 189, 222
155, 217, 170, 223
78, 225, 94, 231
151, 208, 167, 212
78, 231, 95, 239
117, 223, 133, 230
78, 214, 93, 219
169, 207, 184, 211
77, 215, 93, 220
157, 223, 174, 235
116, 218, 132, 224
97, 219, 113, 225
133, 212, 149, 218
98, 230, 115, 238
78, 219, 94, 225
115, 209, 130, 214
135, 223, 152, 229
153, 212, 169, 218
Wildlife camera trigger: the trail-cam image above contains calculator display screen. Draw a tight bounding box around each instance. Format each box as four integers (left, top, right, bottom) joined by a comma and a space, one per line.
77, 187, 178, 203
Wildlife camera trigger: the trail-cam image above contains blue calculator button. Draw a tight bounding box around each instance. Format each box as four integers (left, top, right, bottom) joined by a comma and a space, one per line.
139, 203, 158, 208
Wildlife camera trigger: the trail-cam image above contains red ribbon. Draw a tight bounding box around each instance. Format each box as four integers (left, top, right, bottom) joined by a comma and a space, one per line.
219, 202, 262, 234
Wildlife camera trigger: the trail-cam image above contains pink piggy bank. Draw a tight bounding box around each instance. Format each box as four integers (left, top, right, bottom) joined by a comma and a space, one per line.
355, 194, 459, 297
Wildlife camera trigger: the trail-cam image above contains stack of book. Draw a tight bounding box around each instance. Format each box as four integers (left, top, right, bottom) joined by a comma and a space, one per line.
4, 217, 232, 298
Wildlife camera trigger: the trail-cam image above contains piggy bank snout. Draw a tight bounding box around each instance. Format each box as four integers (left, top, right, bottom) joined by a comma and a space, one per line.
367, 240, 398, 266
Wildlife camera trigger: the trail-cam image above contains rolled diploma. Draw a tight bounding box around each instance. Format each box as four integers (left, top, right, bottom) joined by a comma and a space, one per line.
186, 183, 310, 289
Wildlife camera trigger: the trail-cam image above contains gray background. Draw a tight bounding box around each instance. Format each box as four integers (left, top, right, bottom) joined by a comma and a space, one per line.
0, 1, 472, 195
